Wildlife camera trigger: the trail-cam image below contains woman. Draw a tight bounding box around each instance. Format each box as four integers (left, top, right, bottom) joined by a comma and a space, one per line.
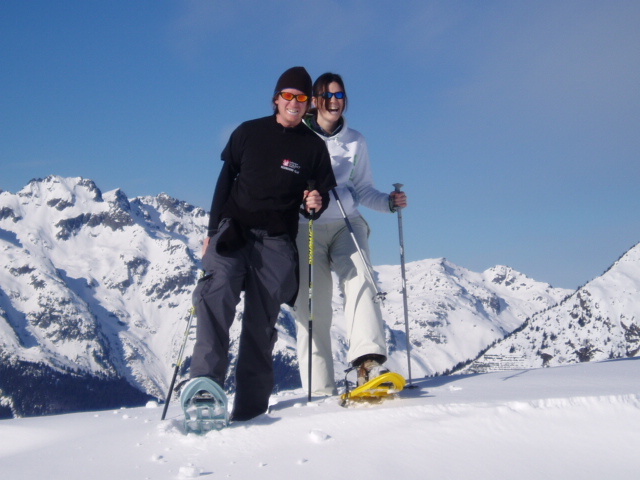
294, 72, 407, 395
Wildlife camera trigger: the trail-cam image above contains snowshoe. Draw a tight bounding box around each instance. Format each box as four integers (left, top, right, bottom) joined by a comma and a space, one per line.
341, 372, 406, 405
180, 377, 229, 434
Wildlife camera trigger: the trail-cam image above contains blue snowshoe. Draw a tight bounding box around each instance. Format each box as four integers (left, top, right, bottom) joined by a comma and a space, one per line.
180, 377, 229, 434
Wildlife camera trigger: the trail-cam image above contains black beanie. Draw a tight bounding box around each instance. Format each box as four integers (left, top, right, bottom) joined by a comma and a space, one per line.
274, 66, 312, 97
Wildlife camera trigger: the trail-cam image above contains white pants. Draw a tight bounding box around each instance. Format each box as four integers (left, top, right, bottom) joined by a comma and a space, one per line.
294, 215, 387, 396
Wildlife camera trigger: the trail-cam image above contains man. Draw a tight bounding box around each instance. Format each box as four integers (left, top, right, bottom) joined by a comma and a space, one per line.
186, 67, 337, 422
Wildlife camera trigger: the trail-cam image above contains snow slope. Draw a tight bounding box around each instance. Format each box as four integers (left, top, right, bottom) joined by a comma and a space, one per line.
1, 358, 639, 480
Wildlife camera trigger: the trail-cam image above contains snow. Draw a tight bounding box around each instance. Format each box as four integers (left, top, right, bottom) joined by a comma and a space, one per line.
2, 358, 639, 480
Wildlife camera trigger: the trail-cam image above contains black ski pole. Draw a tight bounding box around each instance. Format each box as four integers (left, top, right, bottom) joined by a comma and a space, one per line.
330, 188, 386, 303
393, 183, 414, 386
307, 181, 316, 403
161, 306, 196, 420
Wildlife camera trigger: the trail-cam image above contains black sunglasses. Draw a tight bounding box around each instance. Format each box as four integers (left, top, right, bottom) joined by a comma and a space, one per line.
318, 91, 346, 100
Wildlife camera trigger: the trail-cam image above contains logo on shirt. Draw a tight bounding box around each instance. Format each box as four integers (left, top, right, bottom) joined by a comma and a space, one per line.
281, 159, 301, 174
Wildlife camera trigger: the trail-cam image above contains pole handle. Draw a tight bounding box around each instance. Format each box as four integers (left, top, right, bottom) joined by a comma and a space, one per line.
392, 183, 405, 212
306, 180, 317, 220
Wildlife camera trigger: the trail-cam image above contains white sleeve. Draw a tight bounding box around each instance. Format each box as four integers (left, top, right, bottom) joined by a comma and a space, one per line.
351, 135, 392, 213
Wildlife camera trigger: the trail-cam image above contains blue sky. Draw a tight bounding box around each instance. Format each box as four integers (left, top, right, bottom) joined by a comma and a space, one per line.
2, 0, 639, 289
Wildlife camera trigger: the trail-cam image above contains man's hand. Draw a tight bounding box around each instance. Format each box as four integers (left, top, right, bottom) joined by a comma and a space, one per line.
202, 236, 211, 257
304, 189, 322, 213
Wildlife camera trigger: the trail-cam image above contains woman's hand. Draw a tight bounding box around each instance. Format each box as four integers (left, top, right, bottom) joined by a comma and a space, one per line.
390, 190, 408, 209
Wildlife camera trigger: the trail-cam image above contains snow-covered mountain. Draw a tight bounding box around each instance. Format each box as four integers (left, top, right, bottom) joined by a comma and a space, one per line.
0, 175, 618, 419
0, 176, 214, 416
369, 258, 571, 376
461, 242, 640, 373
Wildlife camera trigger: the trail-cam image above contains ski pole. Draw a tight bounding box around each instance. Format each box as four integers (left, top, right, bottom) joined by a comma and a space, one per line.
393, 183, 414, 386
330, 188, 386, 303
307, 180, 316, 402
161, 306, 196, 420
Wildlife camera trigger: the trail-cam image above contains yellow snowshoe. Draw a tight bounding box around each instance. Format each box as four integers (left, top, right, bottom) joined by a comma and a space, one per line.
341, 372, 406, 405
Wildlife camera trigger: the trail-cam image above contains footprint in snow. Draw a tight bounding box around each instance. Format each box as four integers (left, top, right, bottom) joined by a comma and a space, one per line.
178, 463, 202, 478
309, 429, 331, 443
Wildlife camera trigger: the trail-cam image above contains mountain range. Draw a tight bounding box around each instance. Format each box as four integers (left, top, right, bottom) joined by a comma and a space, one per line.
461, 242, 640, 373
1, 176, 638, 418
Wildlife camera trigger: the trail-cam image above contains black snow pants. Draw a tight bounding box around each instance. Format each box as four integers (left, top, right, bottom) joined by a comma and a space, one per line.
190, 220, 298, 421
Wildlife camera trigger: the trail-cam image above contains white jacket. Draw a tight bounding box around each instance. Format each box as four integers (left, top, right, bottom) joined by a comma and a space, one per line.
303, 117, 391, 225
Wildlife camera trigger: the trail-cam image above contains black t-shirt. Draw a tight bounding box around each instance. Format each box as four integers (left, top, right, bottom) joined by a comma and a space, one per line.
208, 114, 336, 241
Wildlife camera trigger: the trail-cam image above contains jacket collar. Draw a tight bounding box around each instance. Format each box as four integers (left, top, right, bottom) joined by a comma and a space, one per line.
305, 114, 347, 138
